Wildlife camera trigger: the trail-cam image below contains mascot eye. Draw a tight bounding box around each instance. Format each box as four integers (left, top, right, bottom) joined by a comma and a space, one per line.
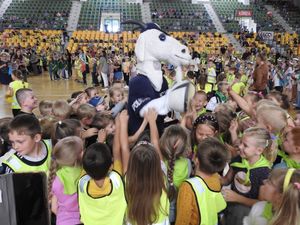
159, 33, 166, 41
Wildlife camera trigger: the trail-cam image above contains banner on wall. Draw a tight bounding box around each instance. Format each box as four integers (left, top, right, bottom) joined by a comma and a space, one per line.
236, 10, 253, 17
258, 31, 274, 40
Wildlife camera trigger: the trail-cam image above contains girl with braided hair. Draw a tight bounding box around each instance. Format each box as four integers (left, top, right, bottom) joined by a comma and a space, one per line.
159, 124, 192, 223
48, 136, 83, 225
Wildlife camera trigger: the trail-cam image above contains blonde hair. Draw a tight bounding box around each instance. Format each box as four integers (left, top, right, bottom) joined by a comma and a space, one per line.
48, 136, 83, 200
39, 100, 53, 117
159, 125, 190, 200
256, 101, 287, 133
76, 103, 96, 120
269, 169, 300, 225
243, 127, 276, 162
52, 100, 71, 120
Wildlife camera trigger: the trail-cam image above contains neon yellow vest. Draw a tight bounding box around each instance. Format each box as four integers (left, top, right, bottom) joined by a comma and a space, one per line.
207, 67, 216, 84
186, 176, 226, 225
0, 140, 52, 173
10, 80, 29, 109
78, 171, 127, 225
232, 82, 245, 96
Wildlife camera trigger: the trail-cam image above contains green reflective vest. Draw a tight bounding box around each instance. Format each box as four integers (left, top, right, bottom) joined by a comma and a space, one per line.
0, 140, 52, 173
78, 171, 127, 225
186, 176, 226, 225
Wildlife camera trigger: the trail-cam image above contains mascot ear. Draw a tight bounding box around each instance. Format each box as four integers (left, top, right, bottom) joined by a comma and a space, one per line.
135, 34, 146, 62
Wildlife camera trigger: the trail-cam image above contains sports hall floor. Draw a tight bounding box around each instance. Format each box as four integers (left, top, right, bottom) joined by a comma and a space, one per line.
0, 73, 93, 118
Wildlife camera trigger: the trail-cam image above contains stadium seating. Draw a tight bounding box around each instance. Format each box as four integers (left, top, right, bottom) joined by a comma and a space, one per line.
150, 1, 216, 32
1, 29, 62, 52
2, 0, 71, 29
77, 0, 142, 30
211, 0, 284, 32
269, 0, 300, 33
67, 31, 228, 54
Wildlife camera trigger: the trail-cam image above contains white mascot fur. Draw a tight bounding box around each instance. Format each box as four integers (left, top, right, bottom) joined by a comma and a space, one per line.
123, 21, 195, 135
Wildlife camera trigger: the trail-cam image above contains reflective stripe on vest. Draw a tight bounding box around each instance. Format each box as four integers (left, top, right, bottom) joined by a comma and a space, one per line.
1, 140, 52, 173
78, 171, 127, 225
186, 176, 226, 225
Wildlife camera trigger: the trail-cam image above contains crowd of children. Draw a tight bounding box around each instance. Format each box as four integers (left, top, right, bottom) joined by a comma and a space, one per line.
0, 40, 300, 225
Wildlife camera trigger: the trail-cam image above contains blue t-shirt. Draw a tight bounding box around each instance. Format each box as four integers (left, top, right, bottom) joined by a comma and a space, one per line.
127, 74, 168, 136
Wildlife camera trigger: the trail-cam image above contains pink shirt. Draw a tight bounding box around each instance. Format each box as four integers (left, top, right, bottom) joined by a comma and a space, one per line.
52, 176, 81, 225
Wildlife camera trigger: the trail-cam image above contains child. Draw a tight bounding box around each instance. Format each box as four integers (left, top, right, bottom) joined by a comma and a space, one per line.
85, 87, 99, 100
51, 119, 82, 145
69, 91, 89, 113
109, 86, 124, 109
222, 127, 272, 225
0, 115, 52, 174
269, 168, 300, 225
48, 136, 83, 225
88, 96, 108, 112
0, 117, 12, 157
15, 88, 38, 117
78, 114, 126, 225
85, 112, 115, 147
39, 100, 53, 117
52, 100, 72, 121
206, 81, 229, 112
192, 113, 219, 150
232, 72, 246, 96
118, 109, 170, 225
175, 137, 229, 225
158, 124, 191, 223
183, 91, 207, 130
244, 168, 300, 225
5, 70, 29, 117
274, 127, 300, 169
39, 116, 57, 139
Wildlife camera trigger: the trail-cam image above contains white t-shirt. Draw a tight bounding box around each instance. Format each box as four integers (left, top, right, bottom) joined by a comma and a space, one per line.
243, 201, 269, 225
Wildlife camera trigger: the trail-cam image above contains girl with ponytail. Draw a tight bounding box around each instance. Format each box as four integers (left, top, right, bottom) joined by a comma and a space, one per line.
159, 124, 192, 223
48, 136, 83, 225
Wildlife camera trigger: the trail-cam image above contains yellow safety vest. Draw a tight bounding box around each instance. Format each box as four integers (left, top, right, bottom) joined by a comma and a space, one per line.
78, 170, 127, 225
207, 67, 216, 84
186, 176, 226, 225
0, 140, 52, 173
10, 80, 29, 109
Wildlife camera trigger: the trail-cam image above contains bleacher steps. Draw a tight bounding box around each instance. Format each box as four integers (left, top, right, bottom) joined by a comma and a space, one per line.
203, 2, 226, 33
0, 0, 12, 18
226, 33, 245, 53
67, 0, 82, 32
141, 2, 152, 23
264, 5, 294, 33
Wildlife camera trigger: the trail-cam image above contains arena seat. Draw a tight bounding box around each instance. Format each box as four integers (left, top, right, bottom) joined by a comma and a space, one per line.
77, 0, 142, 30
150, 1, 215, 32
1, 29, 63, 52
211, 0, 284, 32
2, 0, 71, 30
67, 31, 228, 54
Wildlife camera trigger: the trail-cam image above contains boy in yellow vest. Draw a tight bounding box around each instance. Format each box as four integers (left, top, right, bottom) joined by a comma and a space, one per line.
176, 137, 229, 225
78, 115, 126, 225
0, 114, 52, 174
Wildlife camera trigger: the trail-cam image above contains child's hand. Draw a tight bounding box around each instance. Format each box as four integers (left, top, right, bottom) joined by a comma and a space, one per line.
145, 108, 158, 123
119, 110, 129, 124
97, 129, 107, 143
222, 189, 241, 202
82, 128, 98, 139
229, 119, 239, 134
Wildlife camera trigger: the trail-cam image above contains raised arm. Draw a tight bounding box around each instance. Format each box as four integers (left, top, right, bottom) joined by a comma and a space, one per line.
228, 87, 254, 117
128, 117, 148, 146
112, 114, 121, 164
119, 110, 130, 174
145, 108, 163, 160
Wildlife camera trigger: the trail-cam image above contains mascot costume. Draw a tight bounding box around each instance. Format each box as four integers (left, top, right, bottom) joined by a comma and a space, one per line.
122, 21, 195, 135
